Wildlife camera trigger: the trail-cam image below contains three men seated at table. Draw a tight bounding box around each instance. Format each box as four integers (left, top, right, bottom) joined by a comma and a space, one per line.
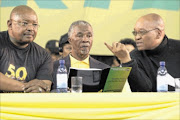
1, 5, 180, 93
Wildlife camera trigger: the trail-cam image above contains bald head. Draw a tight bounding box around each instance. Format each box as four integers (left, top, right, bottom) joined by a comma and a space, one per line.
10, 5, 37, 20
134, 13, 166, 51
7, 5, 38, 48
137, 13, 165, 31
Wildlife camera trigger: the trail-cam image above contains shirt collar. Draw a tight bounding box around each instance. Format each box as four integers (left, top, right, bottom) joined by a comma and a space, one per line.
70, 54, 90, 64
145, 35, 168, 55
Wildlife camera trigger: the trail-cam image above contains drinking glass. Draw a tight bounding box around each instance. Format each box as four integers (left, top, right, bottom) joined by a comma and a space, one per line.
71, 77, 83, 93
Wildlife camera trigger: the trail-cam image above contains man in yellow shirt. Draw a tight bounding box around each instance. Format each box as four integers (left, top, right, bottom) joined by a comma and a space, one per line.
52, 20, 109, 92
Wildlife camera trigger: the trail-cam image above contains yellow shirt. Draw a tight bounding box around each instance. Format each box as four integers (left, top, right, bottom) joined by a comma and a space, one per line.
70, 55, 90, 69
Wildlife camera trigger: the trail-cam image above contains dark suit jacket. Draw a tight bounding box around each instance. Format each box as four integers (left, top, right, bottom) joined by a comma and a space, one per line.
52, 55, 110, 92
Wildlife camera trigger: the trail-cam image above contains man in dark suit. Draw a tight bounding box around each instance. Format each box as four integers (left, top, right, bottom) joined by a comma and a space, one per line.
52, 20, 109, 92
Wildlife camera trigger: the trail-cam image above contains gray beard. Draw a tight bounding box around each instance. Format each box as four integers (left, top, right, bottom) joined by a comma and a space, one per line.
80, 49, 89, 55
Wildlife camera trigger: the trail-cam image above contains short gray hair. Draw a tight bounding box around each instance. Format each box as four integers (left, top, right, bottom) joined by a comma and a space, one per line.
68, 20, 92, 38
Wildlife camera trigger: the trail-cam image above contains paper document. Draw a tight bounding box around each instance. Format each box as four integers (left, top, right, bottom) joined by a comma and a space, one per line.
68, 67, 103, 92
100, 67, 131, 92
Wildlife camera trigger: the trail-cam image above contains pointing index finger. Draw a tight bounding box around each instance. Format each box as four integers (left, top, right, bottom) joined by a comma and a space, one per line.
104, 42, 113, 52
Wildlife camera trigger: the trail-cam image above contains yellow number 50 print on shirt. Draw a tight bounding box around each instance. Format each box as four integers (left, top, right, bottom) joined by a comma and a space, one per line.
5, 64, 27, 81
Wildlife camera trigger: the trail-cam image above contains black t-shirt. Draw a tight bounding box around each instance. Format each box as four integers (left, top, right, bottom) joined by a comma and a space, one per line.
0, 31, 53, 84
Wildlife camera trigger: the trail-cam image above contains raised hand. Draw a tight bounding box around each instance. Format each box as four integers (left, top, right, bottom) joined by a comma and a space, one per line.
104, 42, 131, 63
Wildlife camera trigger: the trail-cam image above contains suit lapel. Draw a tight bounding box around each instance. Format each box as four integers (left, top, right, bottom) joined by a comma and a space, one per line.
89, 56, 99, 68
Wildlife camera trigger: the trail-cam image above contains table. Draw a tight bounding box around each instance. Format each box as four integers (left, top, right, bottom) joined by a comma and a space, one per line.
0, 93, 179, 120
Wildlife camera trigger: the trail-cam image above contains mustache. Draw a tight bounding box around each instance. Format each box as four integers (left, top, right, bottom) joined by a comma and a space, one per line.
24, 31, 34, 35
80, 42, 90, 47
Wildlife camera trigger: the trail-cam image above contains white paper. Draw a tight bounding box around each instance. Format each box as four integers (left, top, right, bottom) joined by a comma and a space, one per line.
175, 78, 180, 88
69, 67, 102, 71
166, 73, 175, 87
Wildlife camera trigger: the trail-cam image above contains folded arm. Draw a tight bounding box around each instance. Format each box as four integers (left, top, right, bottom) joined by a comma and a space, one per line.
24, 79, 51, 93
0, 72, 24, 92
0, 72, 51, 93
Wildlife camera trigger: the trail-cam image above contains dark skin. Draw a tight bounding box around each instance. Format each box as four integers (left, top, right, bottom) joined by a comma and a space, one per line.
0, 5, 51, 93
105, 13, 165, 64
68, 24, 93, 61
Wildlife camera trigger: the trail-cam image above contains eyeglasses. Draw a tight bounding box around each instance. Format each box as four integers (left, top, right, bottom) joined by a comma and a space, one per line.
132, 28, 159, 37
11, 19, 40, 29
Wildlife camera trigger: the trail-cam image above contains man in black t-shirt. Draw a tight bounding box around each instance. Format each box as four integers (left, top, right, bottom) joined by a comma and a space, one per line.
0, 5, 53, 93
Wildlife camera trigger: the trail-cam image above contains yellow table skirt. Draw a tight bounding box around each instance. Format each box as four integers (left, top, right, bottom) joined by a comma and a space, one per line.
0, 93, 179, 120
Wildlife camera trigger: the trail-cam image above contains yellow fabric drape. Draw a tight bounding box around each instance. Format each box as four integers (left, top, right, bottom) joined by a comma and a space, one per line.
0, 93, 179, 120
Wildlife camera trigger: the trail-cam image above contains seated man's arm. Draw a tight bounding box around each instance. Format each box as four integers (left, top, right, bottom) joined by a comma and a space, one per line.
105, 42, 152, 92
122, 60, 152, 92
24, 79, 51, 93
0, 72, 51, 93
23, 52, 53, 93
42, 80, 51, 89
0, 72, 24, 92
